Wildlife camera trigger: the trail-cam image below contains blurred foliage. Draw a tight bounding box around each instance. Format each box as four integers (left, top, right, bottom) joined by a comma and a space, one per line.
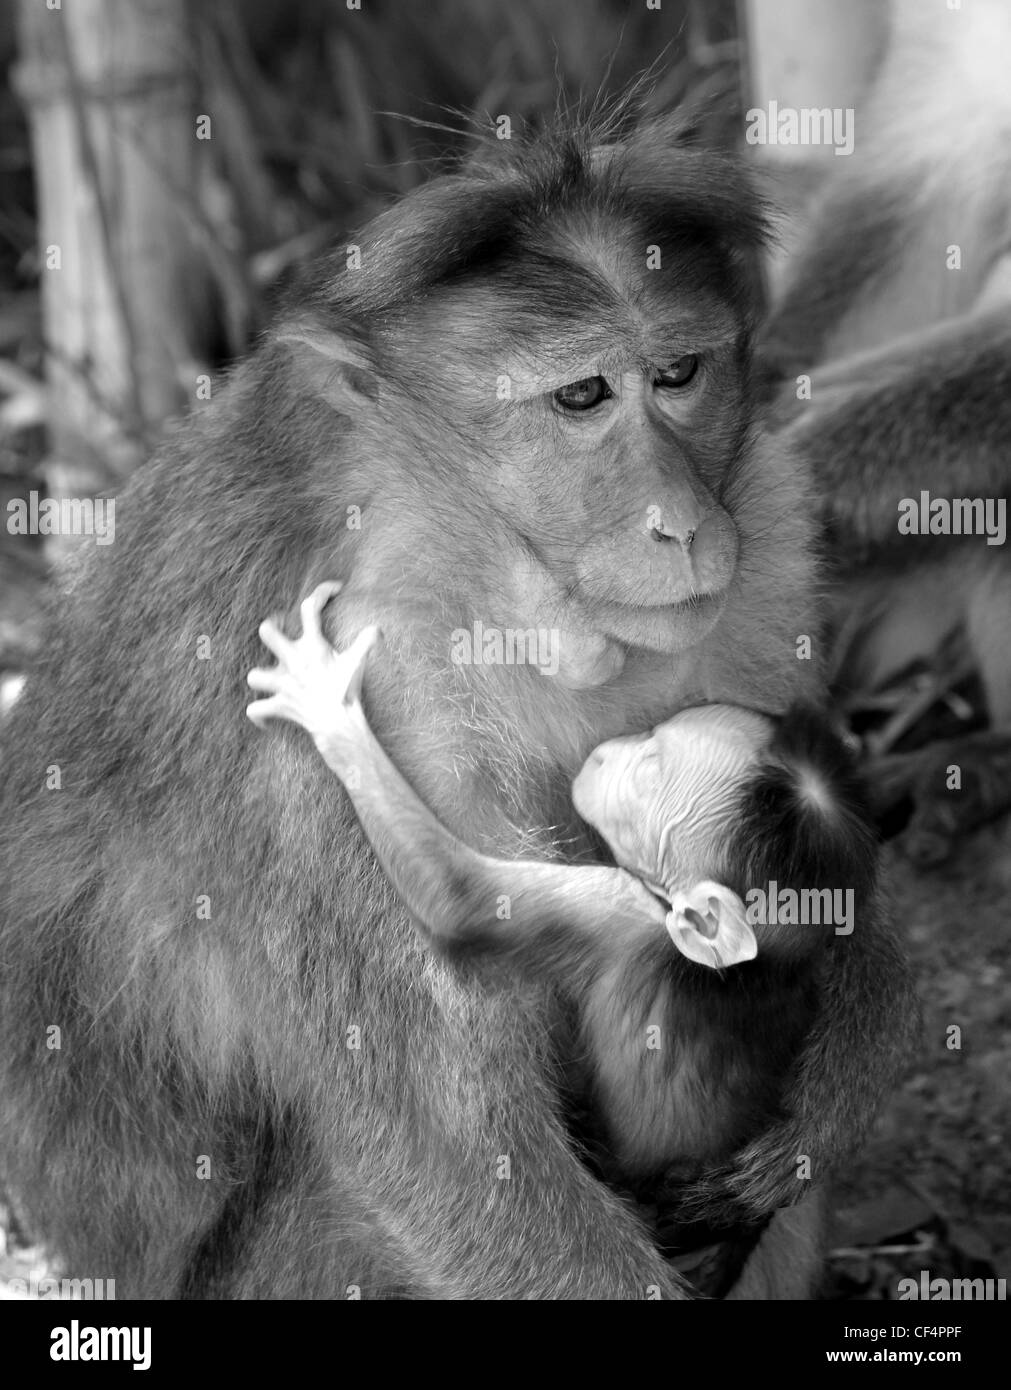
194, 0, 740, 227
3, 0, 741, 328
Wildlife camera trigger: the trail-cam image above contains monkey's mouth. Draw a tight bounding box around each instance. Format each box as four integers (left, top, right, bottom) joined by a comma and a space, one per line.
592, 589, 727, 652
657, 592, 721, 615
580, 580, 725, 613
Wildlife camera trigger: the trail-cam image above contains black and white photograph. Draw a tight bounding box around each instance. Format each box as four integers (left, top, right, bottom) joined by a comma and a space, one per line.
0, 0, 1008, 1356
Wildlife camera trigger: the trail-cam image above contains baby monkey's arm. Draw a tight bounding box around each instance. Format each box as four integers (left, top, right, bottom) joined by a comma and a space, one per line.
246, 583, 666, 976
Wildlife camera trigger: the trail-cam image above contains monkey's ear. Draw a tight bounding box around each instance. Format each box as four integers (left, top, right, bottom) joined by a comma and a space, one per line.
274, 318, 379, 414
666, 881, 757, 970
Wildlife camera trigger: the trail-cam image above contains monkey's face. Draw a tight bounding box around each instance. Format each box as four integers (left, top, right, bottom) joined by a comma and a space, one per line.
537, 355, 744, 654
572, 704, 772, 891
305, 143, 765, 688
381, 266, 753, 687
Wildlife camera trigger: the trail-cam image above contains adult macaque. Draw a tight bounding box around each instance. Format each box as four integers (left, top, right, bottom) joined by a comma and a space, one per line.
247, 583, 877, 1199
0, 113, 915, 1299
761, 0, 1011, 862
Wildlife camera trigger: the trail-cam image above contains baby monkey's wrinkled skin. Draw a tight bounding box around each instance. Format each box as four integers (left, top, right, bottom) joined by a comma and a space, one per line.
248, 582, 873, 1189
572, 706, 777, 969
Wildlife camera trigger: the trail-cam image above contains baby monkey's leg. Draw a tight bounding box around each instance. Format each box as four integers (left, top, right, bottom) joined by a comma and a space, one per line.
247, 584, 665, 980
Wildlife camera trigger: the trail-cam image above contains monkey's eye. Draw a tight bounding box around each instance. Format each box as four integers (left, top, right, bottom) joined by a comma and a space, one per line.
657, 355, 699, 388
553, 377, 612, 411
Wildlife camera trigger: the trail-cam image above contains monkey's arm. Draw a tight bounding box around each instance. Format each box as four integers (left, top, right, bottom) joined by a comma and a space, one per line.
247, 584, 667, 975
308, 711, 665, 972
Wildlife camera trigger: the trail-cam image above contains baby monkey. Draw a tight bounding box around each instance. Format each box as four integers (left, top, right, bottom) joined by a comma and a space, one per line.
247, 583, 876, 1186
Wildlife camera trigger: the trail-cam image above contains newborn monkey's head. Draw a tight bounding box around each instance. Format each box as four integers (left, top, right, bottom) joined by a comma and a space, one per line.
572, 703, 877, 970
572, 705, 773, 887
572, 705, 772, 968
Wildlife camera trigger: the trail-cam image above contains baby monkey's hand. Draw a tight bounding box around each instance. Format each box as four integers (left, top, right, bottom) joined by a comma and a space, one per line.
246, 581, 380, 770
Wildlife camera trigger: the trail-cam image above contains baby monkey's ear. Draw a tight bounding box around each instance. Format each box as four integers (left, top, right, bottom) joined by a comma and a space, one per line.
666, 881, 758, 970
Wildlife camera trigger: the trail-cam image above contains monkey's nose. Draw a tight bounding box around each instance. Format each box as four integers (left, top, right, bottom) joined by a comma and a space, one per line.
651, 524, 695, 549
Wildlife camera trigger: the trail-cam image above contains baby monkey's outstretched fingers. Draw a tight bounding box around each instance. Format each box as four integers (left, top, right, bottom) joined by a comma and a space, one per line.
245, 691, 286, 728
257, 617, 295, 663
300, 581, 343, 644
246, 652, 298, 727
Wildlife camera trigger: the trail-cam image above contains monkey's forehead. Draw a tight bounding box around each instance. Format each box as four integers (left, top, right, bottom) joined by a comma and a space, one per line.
398, 267, 744, 401
602, 707, 770, 841
327, 124, 767, 376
